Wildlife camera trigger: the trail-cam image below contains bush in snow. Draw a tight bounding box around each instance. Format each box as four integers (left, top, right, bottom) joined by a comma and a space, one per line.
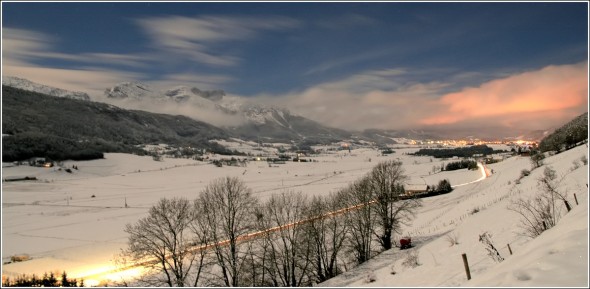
364, 271, 377, 283
571, 160, 580, 171
580, 155, 588, 166
520, 169, 530, 178
445, 232, 460, 246
509, 193, 555, 238
509, 166, 572, 238
436, 179, 453, 194
401, 249, 420, 268
478, 231, 504, 263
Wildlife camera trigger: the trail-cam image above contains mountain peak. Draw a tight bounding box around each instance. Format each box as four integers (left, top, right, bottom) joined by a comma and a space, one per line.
105, 81, 160, 100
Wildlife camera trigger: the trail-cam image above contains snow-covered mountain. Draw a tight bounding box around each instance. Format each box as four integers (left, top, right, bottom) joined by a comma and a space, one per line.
105, 82, 227, 104
104, 81, 350, 143
2, 76, 90, 101
104, 81, 165, 101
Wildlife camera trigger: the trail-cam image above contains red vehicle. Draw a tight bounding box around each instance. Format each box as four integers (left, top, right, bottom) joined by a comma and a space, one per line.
400, 237, 412, 250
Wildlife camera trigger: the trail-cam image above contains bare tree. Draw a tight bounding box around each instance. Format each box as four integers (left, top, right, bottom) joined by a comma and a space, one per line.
123, 197, 202, 287
256, 191, 314, 287
196, 177, 258, 286
367, 160, 421, 250
509, 166, 569, 238
538, 166, 571, 214
344, 177, 376, 264
530, 150, 545, 169
509, 193, 554, 238
305, 191, 350, 283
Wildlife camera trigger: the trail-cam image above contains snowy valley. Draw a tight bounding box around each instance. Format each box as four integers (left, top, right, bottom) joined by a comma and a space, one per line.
2, 141, 588, 287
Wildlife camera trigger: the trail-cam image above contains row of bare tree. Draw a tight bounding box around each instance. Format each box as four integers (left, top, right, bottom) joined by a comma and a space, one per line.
121, 160, 421, 287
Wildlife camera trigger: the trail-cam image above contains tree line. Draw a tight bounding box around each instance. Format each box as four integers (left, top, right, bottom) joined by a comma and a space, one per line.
412, 145, 505, 158
539, 112, 588, 153
2, 271, 83, 287
122, 160, 422, 287
444, 160, 478, 171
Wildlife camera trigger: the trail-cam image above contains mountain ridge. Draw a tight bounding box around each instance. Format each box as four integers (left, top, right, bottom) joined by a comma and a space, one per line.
3, 76, 553, 142
1, 86, 235, 161
2, 76, 90, 101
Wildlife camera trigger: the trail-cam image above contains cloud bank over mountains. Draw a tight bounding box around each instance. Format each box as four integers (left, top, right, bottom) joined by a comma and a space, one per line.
254, 61, 588, 132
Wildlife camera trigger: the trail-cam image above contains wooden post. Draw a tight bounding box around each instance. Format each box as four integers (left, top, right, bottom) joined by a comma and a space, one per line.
462, 253, 471, 280
507, 244, 513, 255
542, 221, 547, 230
564, 200, 571, 212
574, 193, 579, 205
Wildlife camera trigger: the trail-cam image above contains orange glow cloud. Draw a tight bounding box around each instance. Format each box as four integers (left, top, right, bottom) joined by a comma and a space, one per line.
422, 62, 588, 126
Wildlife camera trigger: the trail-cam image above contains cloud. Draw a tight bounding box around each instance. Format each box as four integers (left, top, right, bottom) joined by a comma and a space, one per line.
421, 61, 588, 129
2, 27, 146, 96
2, 28, 147, 68
2, 27, 235, 99
2, 28, 54, 66
252, 68, 449, 130
256, 62, 588, 133
304, 48, 395, 76
103, 95, 246, 128
136, 15, 300, 66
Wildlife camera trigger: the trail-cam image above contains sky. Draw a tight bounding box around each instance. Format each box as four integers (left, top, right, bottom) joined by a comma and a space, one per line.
2, 1, 589, 133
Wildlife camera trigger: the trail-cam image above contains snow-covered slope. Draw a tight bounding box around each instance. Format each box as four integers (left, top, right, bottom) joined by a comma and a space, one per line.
318, 144, 588, 287
2, 76, 90, 101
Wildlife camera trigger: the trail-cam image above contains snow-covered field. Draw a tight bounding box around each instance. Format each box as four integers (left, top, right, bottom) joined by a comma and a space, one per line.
1, 144, 587, 287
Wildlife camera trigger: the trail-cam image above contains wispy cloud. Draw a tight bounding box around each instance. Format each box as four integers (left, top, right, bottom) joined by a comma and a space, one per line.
135, 15, 300, 67
2, 27, 235, 97
304, 48, 394, 76
2, 28, 55, 66
2, 28, 147, 68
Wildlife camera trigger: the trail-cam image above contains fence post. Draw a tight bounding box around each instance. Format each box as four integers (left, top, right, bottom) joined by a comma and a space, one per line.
574, 193, 579, 205
564, 200, 571, 212
542, 221, 547, 230
507, 244, 513, 255
462, 253, 471, 280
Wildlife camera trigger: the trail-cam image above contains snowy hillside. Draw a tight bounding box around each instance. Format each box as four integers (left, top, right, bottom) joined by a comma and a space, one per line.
318, 144, 588, 287
2, 76, 90, 101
